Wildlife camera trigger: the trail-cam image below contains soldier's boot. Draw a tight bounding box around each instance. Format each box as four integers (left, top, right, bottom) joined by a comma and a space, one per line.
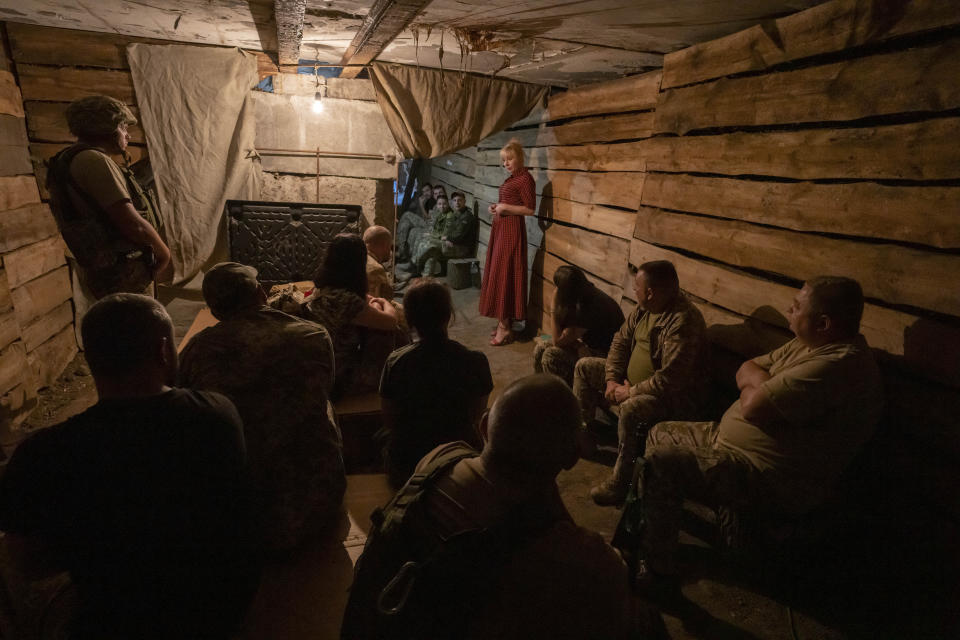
590, 436, 638, 507
424, 257, 439, 276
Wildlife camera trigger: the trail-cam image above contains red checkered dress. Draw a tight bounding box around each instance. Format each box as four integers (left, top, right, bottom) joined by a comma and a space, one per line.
478, 167, 536, 321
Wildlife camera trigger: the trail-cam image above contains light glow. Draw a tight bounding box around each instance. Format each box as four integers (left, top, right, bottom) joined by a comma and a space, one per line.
312, 91, 324, 113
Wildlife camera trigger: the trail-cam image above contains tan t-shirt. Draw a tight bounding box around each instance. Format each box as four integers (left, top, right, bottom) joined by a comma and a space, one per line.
626, 311, 658, 385
365, 254, 392, 299
717, 335, 883, 514
69, 149, 131, 209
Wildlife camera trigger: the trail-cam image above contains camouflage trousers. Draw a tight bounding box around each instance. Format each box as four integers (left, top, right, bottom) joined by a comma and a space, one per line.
572, 357, 669, 486
638, 421, 757, 574
533, 336, 604, 387
396, 212, 429, 260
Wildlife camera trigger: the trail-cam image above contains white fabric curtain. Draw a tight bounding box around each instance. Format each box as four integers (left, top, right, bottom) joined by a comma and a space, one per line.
369, 63, 547, 159
127, 44, 261, 282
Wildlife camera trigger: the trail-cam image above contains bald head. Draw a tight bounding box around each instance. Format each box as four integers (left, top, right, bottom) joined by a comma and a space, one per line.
363, 225, 392, 263
483, 374, 581, 477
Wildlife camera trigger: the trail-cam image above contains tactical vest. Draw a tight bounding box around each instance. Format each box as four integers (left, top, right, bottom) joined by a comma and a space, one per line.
46, 144, 159, 298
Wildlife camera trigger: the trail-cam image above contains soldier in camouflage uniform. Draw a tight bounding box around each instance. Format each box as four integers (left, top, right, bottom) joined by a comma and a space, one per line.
408, 192, 477, 277
631, 277, 883, 587
179, 262, 346, 554
46, 95, 172, 344
573, 261, 709, 507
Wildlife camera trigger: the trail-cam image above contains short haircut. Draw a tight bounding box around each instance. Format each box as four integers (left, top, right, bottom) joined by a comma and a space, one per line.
403, 280, 453, 339
433, 185, 447, 195
450, 191, 466, 200
500, 138, 525, 165
421, 182, 433, 189
486, 374, 580, 476
806, 275, 864, 337
82, 294, 172, 378
362, 225, 392, 245
638, 260, 679, 292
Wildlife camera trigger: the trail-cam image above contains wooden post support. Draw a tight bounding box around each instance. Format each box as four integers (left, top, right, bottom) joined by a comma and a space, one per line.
275, 0, 307, 66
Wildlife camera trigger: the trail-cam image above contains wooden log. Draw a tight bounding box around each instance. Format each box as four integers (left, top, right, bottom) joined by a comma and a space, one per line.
547, 71, 661, 120
10, 266, 72, 329
692, 297, 792, 360
17, 64, 137, 105
641, 173, 960, 249
3, 236, 67, 289
6, 22, 165, 69
477, 142, 649, 172
447, 258, 477, 290
432, 152, 474, 178
541, 224, 629, 286
0, 382, 39, 432
429, 165, 475, 197
0, 70, 25, 118
628, 237, 960, 388
0, 310, 19, 351
0, 113, 29, 146
21, 300, 73, 352
533, 250, 622, 301
27, 324, 77, 389
0, 175, 41, 211
537, 197, 635, 240
662, 0, 960, 89
0, 268, 10, 312
0, 341, 28, 396
24, 101, 145, 144
634, 205, 960, 317
644, 117, 960, 181
0, 144, 32, 177
0, 203, 59, 253
656, 37, 960, 135
478, 111, 656, 149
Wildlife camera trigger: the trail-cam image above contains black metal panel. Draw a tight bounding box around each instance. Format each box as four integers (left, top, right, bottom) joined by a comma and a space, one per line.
226, 199, 362, 288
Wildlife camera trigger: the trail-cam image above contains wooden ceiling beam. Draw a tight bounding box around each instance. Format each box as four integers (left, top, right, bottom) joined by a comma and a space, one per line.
275, 0, 307, 66
338, 0, 432, 79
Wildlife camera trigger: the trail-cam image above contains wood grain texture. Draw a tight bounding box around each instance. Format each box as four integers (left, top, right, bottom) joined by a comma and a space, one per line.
478, 142, 649, 172
0, 341, 28, 397
634, 205, 960, 317
656, 37, 960, 134
532, 250, 622, 301
0, 310, 20, 352
537, 197, 635, 240
3, 236, 67, 289
547, 71, 661, 120
10, 266, 72, 330
643, 117, 960, 180
432, 152, 475, 177
429, 165, 475, 197
25, 101, 146, 144
0, 175, 41, 211
0, 144, 33, 177
541, 224, 629, 286
479, 112, 656, 149
26, 324, 77, 389
642, 173, 960, 249
17, 64, 137, 104
0, 70, 25, 118
0, 203, 60, 253
21, 300, 73, 352
662, 0, 960, 89
0, 114, 29, 146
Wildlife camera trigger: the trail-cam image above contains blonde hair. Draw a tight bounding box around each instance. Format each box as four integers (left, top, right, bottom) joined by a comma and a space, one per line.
500, 138, 525, 166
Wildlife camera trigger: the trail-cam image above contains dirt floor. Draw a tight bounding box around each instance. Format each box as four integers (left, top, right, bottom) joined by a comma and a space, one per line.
15, 282, 955, 639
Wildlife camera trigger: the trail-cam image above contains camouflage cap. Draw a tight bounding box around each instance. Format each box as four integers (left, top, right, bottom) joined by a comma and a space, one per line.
202, 262, 262, 319
65, 95, 137, 139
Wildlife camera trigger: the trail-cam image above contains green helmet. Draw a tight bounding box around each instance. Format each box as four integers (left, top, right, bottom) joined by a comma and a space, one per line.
65, 95, 137, 139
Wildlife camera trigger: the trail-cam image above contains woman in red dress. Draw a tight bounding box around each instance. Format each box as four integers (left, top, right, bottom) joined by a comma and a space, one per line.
479, 139, 536, 346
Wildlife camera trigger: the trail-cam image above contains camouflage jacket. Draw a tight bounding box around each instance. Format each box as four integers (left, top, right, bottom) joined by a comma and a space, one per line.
606, 293, 709, 413
178, 306, 345, 551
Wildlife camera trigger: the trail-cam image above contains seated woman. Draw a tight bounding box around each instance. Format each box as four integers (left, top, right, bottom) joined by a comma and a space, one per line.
303, 233, 405, 398
378, 280, 493, 488
533, 265, 625, 386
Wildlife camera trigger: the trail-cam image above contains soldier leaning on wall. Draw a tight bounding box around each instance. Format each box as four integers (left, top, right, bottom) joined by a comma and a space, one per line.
46, 95, 172, 344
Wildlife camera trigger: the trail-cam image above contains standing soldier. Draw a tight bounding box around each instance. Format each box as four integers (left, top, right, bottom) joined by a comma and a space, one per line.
46, 95, 172, 340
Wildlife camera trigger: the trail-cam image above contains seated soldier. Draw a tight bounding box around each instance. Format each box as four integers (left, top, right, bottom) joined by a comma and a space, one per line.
440, 191, 478, 259
178, 262, 346, 553
573, 260, 709, 507
378, 280, 492, 488
631, 276, 883, 590
343, 375, 632, 639
363, 225, 394, 299
402, 193, 452, 279
0, 294, 259, 639
534, 265, 625, 387
395, 182, 435, 261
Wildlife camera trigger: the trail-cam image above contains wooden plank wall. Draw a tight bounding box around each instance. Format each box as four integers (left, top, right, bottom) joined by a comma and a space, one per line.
0, 24, 74, 435
428, 0, 960, 525
641, 0, 960, 523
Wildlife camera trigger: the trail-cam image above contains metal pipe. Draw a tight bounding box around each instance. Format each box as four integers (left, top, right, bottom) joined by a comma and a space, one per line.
254, 146, 385, 160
